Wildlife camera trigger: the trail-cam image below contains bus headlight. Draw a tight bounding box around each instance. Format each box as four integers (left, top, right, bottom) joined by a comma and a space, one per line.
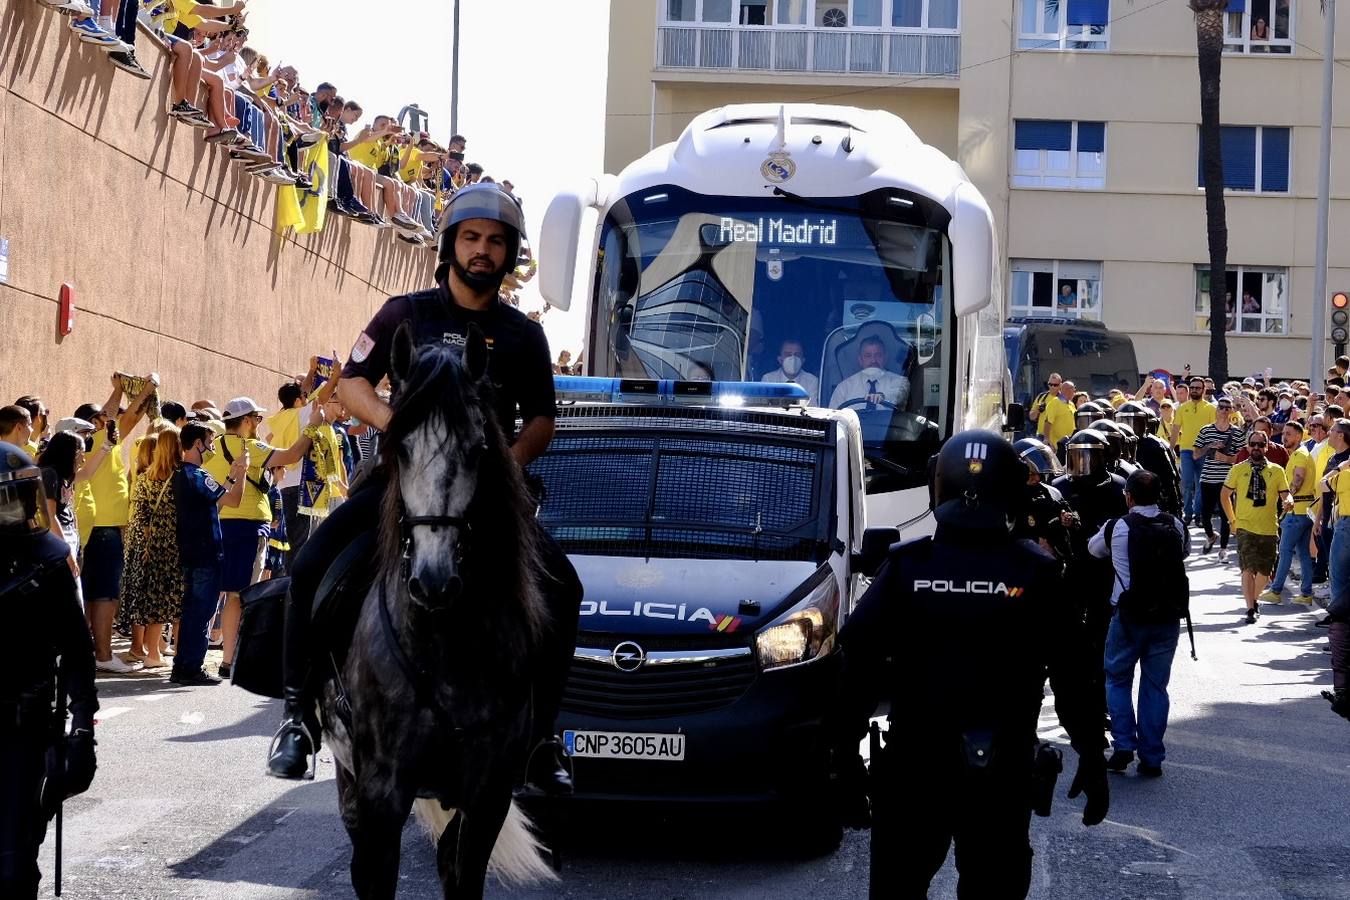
754, 576, 840, 671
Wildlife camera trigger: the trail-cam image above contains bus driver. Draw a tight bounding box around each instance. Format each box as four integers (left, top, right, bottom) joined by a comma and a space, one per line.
829, 336, 911, 410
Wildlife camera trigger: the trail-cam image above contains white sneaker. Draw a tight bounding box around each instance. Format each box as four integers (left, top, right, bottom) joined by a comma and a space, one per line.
46, 0, 97, 15
1218, 548, 1228, 563
96, 656, 143, 673
1313, 583, 1331, 600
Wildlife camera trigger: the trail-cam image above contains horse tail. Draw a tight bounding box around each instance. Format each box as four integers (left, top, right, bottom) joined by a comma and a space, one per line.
412, 798, 558, 886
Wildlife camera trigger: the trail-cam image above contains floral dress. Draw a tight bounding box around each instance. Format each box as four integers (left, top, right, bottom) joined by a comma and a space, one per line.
118, 474, 183, 627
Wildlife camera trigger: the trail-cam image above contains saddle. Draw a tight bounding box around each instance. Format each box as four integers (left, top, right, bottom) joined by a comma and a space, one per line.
232, 532, 379, 701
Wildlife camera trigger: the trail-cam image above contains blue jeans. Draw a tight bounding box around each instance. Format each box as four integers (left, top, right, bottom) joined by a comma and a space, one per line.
1104, 613, 1180, 767
1179, 450, 1202, 519
1331, 520, 1350, 612
1271, 514, 1314, 595
174, 565, 222, 676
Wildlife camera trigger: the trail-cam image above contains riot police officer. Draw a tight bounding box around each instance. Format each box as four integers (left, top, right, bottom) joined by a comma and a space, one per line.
1054, 429, 1127, 726
0, 443, 98, 897
266, 185, 583, 794
1012, 437, 1079, 564
835, 430, 1109, 899
1117, 400, 1182, 516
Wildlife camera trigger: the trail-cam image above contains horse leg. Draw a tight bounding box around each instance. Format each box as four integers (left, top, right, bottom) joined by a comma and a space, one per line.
345, 771, 413, 900
438, 784, 514, 900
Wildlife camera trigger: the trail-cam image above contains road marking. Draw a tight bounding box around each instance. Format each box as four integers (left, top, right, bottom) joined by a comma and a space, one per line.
180, 711, 205, 725
274, 807, 299, 825
140, 694, 167, 703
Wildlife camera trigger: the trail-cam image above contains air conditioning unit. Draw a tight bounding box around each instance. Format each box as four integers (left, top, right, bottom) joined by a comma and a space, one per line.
821, 6, 847, 26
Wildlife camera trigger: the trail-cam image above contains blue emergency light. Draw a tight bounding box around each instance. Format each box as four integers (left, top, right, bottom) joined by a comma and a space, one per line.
554, 376, 808, 409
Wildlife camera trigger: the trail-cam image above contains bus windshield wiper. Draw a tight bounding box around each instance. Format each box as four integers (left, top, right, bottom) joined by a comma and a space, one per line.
769, 186, 862, 219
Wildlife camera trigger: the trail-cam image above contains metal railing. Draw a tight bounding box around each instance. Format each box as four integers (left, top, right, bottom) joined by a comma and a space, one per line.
657, 24, 960, 77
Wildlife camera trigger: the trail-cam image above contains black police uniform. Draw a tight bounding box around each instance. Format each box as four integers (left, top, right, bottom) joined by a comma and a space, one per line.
1136, 434, 1182, 516
280, 283, 583, 776
0, 530, 98, 897
1012, 480, 1076, 565
838, 528, 1104, 898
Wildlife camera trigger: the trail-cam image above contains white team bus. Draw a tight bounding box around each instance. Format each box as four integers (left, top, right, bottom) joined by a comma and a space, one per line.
540, 103, 1010, 535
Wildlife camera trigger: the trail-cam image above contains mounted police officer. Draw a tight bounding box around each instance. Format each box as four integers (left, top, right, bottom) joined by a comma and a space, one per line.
266, 184, 583, 795
0, 443, 98, 897
1117, 400, 1182, 517
1013, 437, 1078, 565
834, 430, 1109, 899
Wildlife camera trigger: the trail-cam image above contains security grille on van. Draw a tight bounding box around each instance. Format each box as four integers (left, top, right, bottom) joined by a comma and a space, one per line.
530, 407, 833, 562
561, 652, 757, 719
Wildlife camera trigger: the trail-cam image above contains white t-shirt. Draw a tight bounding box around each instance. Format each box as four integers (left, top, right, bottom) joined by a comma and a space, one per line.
761, 368, 820, 406
828, 368, 911, 410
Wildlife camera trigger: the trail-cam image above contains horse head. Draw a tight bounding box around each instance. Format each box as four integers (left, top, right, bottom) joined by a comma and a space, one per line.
381, 321, 493, 609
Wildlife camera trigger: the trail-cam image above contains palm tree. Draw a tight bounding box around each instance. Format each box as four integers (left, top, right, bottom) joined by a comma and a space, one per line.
1192, 0, 1230, 383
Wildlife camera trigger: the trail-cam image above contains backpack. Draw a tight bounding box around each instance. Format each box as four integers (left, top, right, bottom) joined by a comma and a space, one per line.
1106, 512, 1189, 625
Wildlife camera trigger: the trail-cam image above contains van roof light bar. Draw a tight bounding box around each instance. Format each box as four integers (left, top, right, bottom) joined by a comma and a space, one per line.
554, 376, 808, 409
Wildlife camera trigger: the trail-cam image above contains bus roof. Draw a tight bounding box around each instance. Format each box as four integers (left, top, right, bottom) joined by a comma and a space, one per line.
611, 103, 971, 212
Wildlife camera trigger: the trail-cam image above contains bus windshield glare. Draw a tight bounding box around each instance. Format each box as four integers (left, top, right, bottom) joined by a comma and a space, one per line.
591, 184, 953, 491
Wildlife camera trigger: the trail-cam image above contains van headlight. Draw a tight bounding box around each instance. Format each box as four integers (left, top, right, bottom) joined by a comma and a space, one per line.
753, 576, 840, 671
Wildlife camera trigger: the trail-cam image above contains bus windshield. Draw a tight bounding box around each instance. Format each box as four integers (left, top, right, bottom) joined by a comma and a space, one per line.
590, 184, 954, 491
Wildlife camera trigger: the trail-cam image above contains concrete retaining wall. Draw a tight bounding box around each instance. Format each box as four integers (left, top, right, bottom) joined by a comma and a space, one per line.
0, 0, 435, 421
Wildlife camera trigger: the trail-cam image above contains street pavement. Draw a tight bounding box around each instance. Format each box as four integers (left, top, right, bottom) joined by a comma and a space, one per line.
37, 549, 1350, 899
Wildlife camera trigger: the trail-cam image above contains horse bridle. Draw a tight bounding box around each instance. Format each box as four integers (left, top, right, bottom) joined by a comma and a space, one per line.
398, 512, 470, 583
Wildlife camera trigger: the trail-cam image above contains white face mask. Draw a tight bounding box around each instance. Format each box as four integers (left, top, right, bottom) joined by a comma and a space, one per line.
781, 354, 804, 377
859, 366, 887, 379
1279, 398, 1293, 411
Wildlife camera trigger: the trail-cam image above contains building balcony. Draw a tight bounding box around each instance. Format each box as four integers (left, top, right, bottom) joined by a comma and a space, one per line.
656, 23, 960, 77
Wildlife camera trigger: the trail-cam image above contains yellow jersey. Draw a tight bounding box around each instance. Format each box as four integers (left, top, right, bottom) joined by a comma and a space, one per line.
1332, 464, 1350, 518
203, 435, 277, 521
264, 408, 302, 474
1223, 461, 1288, 536
348, 137, 393, 171
1285, 446, 1315, 515
1037, 395, 1076, 448
89, 446, 130, 528
1175, 400, 1216, 450
75, 482, 97, 547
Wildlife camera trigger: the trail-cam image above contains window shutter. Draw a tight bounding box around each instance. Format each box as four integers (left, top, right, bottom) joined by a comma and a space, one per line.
1077, 122, 1106, 154
1226, 0, 1245, 12
1261, 127, 1290, 192
1200, 126, 1256, 190
1015, 120, 1073, 151
1066, 0, 1110, 26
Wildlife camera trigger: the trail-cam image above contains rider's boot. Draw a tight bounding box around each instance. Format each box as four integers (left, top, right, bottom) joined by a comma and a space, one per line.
266, 687, 316, 780
523, 737, 573, 796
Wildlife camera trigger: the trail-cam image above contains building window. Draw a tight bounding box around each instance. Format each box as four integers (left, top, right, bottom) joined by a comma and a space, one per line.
1194, 266, 1288, 334
666, 0, 961, 28
1010, 260, 1102, 320
666, 0, 770, 24
1019, 0, 1108, 49
1225, 0, 1292, 53
1197, 126, 1290, 193
1012, 121, 1105, 189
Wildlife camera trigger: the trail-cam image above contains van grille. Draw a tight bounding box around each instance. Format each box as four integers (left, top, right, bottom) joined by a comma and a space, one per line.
561, 653, 757, 719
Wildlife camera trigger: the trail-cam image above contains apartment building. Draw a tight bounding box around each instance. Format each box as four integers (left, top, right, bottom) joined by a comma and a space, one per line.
605, 0, 1350, 377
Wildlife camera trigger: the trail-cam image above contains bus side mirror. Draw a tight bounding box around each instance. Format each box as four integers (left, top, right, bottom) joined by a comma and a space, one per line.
852, 526, 900, 577
950, 183, 994, 318
1004, 403, 1025, 432
540, 179, 602, 312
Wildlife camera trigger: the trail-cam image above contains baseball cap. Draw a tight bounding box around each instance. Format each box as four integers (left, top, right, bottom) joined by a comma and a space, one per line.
200, 418, 226, 435
54, 417, 96, 434
1242, 376, 1257, 386
222, 397, 266, 421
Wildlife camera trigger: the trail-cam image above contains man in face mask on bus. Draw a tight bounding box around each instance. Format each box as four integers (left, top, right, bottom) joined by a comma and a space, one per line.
829, 336, 911, 411
761, 338, 820, 406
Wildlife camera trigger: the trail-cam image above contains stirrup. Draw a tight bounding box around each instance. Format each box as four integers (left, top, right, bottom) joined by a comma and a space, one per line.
266, 718, 318, 781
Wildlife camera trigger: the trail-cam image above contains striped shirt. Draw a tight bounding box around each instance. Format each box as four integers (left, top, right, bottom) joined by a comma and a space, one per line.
1194, 422, 1249, 483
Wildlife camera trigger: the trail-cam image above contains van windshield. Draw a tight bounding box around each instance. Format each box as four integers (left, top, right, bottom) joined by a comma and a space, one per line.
530, 408, 835, 562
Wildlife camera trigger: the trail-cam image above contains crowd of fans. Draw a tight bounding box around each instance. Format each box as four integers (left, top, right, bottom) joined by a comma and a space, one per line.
1, 360, 372, 685
1027, 358, 1350, 723
34, 0, 519, 248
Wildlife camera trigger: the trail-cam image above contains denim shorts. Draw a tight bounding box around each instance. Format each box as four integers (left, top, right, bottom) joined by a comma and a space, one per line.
220, 519, 269, 593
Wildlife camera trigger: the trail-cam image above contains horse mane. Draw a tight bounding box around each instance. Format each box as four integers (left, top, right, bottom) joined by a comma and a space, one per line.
377, 344, 547, 645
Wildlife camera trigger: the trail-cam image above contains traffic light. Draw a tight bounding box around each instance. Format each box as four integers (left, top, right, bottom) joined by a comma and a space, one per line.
1333, 291, 1350, 354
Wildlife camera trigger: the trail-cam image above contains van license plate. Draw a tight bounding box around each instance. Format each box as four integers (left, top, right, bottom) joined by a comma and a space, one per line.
563, 730, 686, 761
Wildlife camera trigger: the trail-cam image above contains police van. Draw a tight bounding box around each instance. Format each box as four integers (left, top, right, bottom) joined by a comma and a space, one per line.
1005, 316, 1140, 409
528, 376, 896, 849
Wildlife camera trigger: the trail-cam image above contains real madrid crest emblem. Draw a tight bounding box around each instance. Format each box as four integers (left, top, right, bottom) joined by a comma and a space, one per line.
760, 151, 796, 184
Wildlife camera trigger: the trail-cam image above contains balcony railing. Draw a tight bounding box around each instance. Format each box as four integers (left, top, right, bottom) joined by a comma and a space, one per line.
656, 24, 960, 77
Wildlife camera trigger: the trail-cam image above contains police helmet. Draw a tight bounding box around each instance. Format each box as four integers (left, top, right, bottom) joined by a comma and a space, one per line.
931, 430, 1024, 531
1013, 437, 1064, 478
1115, 400, 1156, 440
1065, 428, 1110, 480
1087, 419, 1126, 468
1073, 400, 1105, 432
435, 183, 526, 287
1104, 418, 1139, 462
0, 442, 50, 537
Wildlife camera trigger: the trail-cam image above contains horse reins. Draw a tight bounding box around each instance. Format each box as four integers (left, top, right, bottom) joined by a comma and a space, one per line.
398, 513, 470, 581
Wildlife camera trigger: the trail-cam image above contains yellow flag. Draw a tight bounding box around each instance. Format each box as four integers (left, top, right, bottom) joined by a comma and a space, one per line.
275, 143, 330, 234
